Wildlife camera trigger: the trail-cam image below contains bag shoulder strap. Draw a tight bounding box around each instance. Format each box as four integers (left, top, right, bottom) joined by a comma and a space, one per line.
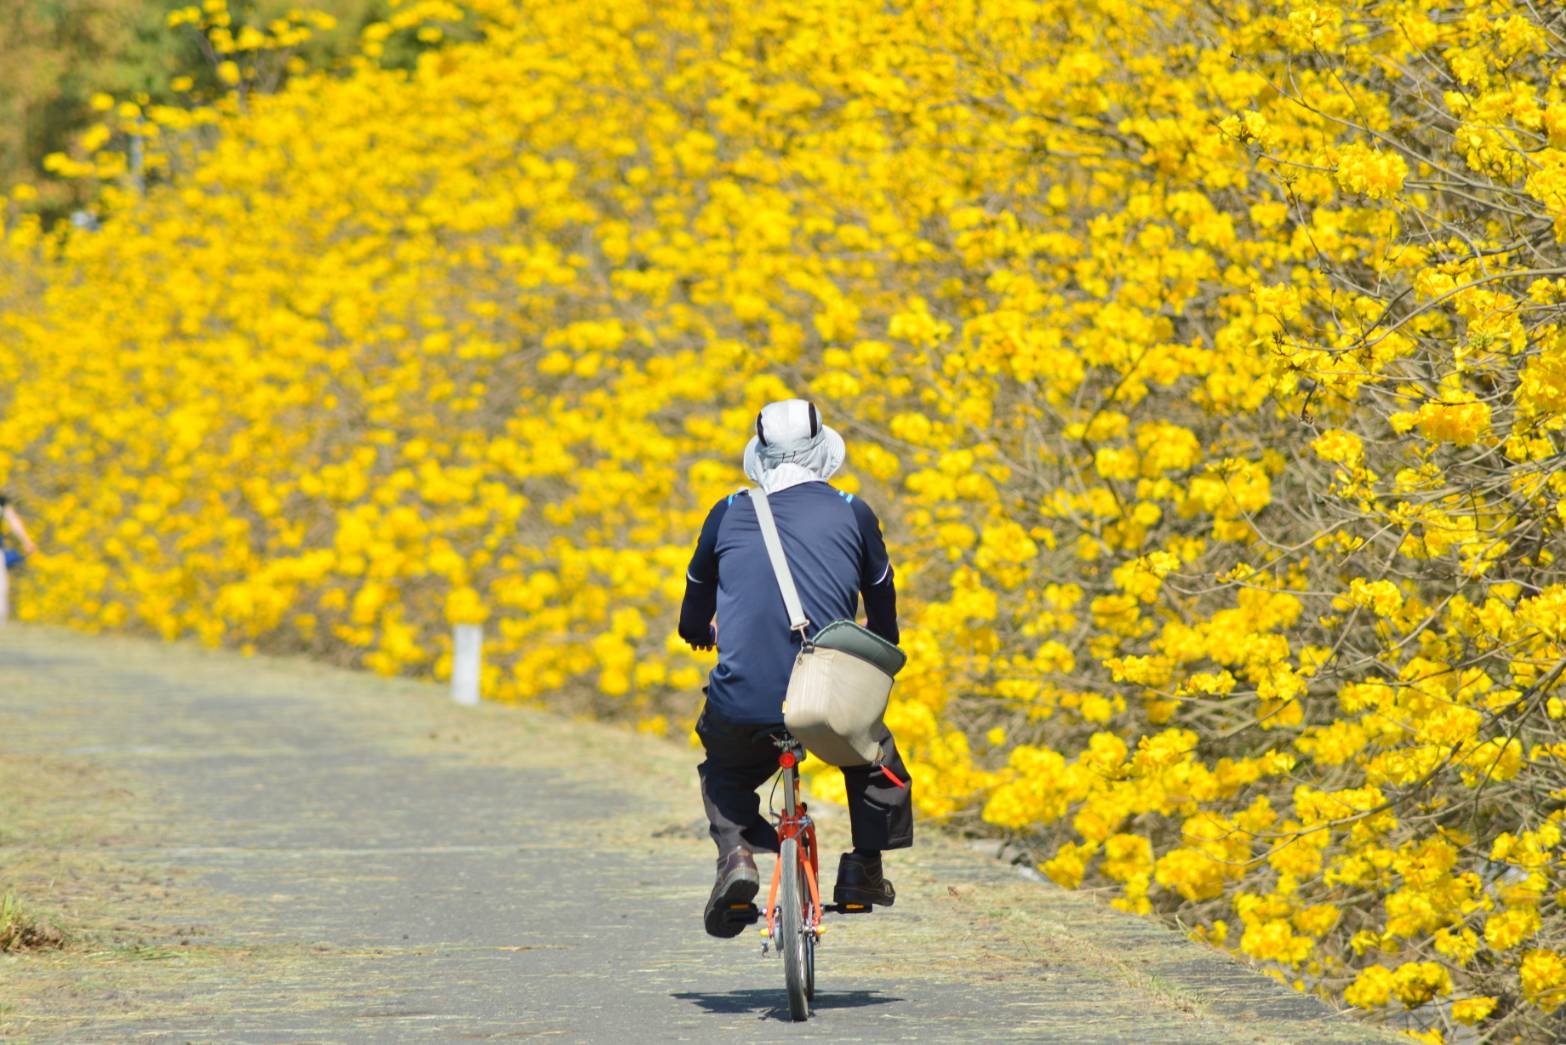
748, 487, 810, 634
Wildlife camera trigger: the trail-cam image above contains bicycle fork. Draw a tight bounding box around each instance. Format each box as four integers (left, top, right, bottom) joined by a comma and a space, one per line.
761, 758, 823, 955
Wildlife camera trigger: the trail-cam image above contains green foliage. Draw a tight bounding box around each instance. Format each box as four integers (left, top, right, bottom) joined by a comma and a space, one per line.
0, 0, 384, 213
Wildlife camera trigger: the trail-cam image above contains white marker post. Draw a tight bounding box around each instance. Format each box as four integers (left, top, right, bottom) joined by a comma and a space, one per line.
452, 623, 482, 706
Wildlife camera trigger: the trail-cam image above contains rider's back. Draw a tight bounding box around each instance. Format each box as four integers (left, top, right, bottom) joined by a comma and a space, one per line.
690, 483, 892, 725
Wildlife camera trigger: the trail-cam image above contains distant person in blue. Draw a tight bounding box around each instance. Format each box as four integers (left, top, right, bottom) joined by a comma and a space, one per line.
0, 490, 38, 625
678, 399, 913, 938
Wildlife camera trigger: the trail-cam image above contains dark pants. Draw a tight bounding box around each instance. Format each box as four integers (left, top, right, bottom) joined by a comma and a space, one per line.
696, 704, 915, 856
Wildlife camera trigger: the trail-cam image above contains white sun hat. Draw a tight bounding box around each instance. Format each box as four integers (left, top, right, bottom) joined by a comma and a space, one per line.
742, 398, 846, 494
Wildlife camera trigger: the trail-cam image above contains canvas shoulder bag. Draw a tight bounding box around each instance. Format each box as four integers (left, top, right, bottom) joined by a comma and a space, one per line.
749, 487, 907, 767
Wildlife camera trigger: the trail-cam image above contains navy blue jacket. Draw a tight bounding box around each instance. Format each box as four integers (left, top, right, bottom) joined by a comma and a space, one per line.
678, 482, 898, 723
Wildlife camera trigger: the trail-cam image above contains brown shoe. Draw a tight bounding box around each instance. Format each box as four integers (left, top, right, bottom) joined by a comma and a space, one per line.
833, 852, 895, 907
704, 848, 760, 938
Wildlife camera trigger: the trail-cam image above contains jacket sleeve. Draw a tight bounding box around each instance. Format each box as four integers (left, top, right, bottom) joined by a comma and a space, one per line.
677, 496, 730, 648
851, 497, 899, 645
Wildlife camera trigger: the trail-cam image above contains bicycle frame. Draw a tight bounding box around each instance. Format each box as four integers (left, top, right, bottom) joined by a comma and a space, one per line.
763, 746, 823, 939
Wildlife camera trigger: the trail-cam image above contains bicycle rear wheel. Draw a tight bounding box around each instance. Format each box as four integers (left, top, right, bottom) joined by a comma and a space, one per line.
804, 901, 816, 1001
779, 837, 811, 1021
803, 842, 816, 1001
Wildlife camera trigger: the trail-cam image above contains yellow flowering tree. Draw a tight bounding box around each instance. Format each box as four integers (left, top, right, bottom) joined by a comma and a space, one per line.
4, 0, 1566, 1039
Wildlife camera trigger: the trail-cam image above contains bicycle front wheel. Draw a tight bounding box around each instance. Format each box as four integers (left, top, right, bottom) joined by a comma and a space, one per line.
779, 837, 811, 1021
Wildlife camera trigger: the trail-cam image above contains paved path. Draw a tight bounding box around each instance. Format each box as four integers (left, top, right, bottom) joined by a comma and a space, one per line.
0, 626, 1395, 1043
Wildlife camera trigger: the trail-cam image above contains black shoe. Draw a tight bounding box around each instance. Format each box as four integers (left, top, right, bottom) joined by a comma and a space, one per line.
704, 848, 760, 938
833, 852, 895, 908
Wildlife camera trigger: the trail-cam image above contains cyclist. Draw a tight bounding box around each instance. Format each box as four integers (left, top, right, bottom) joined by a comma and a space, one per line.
678, 399, 914, 939
0, 490, 38, 624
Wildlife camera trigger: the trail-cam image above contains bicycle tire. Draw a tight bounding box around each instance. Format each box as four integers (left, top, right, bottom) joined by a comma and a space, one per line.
805, 897, 816, 1001
779, 837, 810, 1021
803, 845, 815, 1001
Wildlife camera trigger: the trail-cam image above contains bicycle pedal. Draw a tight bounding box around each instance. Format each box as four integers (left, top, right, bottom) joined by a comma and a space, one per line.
724, 903, 760, 924
833, 902, 874, 914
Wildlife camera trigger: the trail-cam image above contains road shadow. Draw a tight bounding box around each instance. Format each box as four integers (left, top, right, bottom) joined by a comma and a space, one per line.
672, 988, 901, 1021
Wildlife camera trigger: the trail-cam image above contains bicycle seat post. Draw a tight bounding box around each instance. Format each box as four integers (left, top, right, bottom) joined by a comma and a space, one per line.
750, 727, 803, 760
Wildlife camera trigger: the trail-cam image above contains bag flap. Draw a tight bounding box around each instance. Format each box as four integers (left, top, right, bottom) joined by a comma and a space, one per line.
810, 619, 907, 677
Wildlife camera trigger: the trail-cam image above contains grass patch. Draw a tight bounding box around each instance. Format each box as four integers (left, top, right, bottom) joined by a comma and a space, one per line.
0, 891, 64, 952
91, 942, 183, 961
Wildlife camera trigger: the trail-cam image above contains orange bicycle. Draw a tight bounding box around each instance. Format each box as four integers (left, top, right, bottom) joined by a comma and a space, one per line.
726, 729, 874, 1021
